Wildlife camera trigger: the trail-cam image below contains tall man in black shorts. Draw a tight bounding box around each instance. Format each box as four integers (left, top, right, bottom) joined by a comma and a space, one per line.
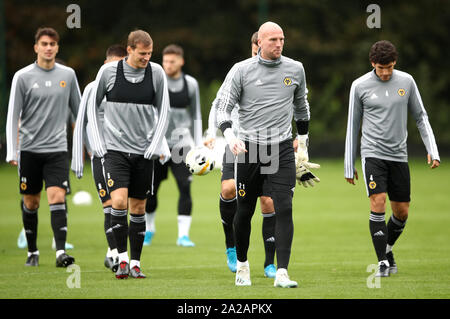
205, 32, 278, 278
344, 40, 440, 277
88, 30, 170, 279
6, 27, 81, 267
216, 22, 317, 288
72, 44, 127, 272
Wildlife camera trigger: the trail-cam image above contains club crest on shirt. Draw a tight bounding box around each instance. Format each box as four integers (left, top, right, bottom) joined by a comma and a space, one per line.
397, 88, 406, 96
60, 80, 67, 88
283, 77, 292, 86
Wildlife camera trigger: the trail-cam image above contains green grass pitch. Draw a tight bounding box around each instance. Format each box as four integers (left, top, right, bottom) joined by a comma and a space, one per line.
0, 158, 449, 299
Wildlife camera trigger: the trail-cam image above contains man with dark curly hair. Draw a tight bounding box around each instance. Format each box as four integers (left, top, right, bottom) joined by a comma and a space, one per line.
344, 40, 440, 277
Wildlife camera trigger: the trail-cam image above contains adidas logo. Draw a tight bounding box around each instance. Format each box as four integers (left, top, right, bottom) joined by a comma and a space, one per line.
138, 231, 146, 236
266, 236, 275, 242
255, 79, 264, 86
373, 230, 385, 236
32, 82, 39, 89
370, 93, 378, 99
59, 226, 68, 232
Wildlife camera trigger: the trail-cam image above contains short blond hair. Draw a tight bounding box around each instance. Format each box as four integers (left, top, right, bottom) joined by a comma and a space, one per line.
127, 30, 153, 49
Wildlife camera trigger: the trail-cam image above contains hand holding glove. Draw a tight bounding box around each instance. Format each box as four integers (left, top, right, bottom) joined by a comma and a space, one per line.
295, 134, 320, 187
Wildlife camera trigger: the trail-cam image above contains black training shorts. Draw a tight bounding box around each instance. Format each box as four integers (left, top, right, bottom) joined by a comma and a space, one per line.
362, 157, 411, 202
221, 145, 272, 197
103, 150, 154, 200
18, 151, 70, 195
235, 140, 295, 202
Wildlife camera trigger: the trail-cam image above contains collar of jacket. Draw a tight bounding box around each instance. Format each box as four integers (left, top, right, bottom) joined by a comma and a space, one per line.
257, 49, 282, 67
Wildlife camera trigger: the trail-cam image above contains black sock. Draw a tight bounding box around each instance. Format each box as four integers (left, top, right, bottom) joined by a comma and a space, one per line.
272, 191, 293, 270
103, 206, 117, 250
22, 200, 38, 253
387, 214, 407, 247
369, 211, 388, 262
219, 195, 236, 249
50, 203, 68, 251
111, 208, 128, 254
129, 214, 146, 262
262, 212, 276, 267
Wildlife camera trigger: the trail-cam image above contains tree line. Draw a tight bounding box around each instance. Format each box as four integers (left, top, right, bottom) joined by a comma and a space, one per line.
1, 0, 449, 158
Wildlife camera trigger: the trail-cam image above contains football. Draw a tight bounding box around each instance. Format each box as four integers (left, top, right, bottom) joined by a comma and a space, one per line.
185, 146, 215, 176
72, 190, 93, 206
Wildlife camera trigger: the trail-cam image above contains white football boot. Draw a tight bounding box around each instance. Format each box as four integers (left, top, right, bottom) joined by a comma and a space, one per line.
274, 268, 298, 288
235, 260, 251, 286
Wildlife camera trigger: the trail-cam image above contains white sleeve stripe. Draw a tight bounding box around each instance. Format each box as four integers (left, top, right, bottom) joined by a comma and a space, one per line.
6, 74, 20, 161
344, 72, 371, 178
145, 69, 169, 158
194, 83, 202, 145
207, 99, 218, 138
412, 81, 439, 158
72, 85, 90, 174
88, 65, 112, 156
216, 65, 240, 126
344, 82, 356, 177
6, 64, 34, 162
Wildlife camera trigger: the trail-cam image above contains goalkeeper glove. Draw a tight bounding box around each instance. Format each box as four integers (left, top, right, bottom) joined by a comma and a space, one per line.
295, 152, 320, 187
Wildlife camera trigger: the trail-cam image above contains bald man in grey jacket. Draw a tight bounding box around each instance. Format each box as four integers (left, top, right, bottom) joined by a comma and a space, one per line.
216, 22, 316, 288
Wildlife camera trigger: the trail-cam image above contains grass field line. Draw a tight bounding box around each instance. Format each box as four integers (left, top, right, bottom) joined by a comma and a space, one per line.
3, 257, 450, 278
